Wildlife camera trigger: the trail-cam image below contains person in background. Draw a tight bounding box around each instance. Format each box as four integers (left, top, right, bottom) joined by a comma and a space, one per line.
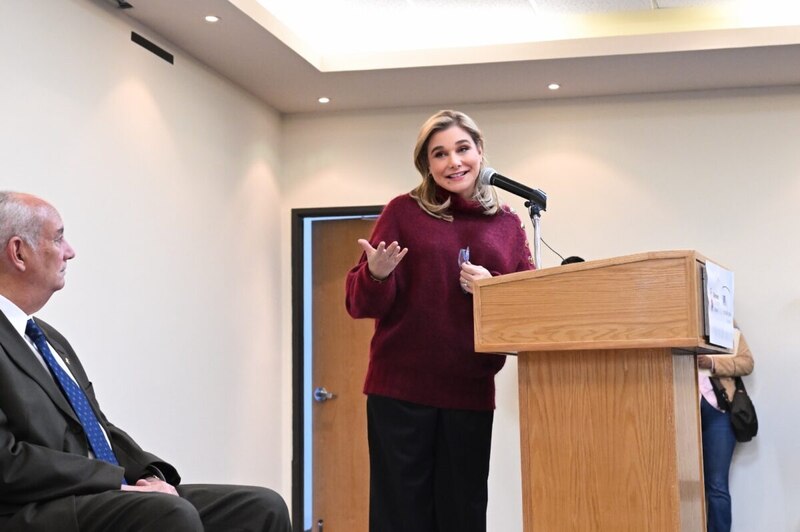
345, 110, 534, 532
0, 191, 291, 532
697, 327, 754, 532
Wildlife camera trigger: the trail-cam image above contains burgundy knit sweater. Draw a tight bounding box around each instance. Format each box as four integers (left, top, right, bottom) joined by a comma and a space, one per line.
345, 191, 534, 411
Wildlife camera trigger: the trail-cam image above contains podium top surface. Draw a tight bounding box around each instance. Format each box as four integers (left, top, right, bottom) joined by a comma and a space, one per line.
473, 250, 729, 353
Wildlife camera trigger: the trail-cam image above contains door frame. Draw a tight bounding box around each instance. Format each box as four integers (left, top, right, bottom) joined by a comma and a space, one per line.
291, 205, 383, 530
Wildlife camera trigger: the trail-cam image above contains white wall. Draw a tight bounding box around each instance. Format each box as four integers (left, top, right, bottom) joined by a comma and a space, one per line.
4, 0, 799, 530
282, 93, 800, 531
1, 0, 288, 498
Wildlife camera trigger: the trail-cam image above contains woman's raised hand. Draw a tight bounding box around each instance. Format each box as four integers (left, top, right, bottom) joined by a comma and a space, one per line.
358, 239, 408, 281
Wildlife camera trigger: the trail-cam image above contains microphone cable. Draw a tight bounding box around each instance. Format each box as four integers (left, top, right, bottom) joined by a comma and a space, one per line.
541, 237, 565, 264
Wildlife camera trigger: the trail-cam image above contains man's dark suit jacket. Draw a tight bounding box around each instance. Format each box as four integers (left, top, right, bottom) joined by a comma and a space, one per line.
0, 311, 180, 524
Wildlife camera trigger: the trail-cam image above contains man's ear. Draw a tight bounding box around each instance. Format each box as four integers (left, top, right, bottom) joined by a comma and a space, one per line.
5, 237, 28, 271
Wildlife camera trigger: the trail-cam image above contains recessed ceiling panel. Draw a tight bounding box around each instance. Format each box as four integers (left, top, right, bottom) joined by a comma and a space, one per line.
532, 0, 653, 14
118, 0, 800, 113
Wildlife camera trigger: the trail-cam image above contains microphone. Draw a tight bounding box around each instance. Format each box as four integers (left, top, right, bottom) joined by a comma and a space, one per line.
481, 167, 547, 211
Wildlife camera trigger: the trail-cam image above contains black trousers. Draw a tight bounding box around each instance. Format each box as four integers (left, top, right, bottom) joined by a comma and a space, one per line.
367, 395, 494, 532
1, 484, 292, 532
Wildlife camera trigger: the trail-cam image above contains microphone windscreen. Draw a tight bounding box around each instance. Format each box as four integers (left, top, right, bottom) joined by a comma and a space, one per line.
480, 167, 496, 185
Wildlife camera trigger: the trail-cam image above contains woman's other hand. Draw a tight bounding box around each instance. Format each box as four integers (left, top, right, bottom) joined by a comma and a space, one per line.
459, 262, 492, 294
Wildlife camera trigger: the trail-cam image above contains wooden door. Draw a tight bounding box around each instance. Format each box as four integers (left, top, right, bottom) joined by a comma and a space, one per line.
311, 218, 375, 532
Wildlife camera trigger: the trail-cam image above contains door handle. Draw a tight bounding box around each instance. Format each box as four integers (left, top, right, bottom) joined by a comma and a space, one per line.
313, 386, 336, 402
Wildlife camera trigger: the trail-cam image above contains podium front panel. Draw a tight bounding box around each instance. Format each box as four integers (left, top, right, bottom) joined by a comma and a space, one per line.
517, 348, 703, 531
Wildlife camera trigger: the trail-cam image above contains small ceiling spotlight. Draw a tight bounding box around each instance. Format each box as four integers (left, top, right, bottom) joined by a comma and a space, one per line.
318, 97, 331, 104
205, 15, 220, 23
547, 83, 561, 91
116, 0, 133, 8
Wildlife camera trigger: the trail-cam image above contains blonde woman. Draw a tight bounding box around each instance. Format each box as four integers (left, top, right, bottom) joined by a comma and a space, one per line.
346, 110, 534, 532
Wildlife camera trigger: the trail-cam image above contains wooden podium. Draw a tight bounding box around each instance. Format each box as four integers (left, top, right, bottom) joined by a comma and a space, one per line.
473, 251, 729, 531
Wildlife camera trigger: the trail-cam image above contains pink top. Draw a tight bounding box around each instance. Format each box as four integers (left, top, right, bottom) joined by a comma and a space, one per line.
698, 367, 721, 410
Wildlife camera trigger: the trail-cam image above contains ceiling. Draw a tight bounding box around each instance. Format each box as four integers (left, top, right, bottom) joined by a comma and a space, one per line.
108, 0, 800, 114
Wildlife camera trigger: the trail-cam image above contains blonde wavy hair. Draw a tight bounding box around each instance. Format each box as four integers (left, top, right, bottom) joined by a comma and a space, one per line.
410, 110, 499, 221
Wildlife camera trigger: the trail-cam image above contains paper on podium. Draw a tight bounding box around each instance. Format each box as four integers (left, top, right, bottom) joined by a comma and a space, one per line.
704, 260, 734, 349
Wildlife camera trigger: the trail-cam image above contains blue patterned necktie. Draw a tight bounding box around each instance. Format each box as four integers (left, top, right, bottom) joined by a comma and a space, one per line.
25, 319, 122, 467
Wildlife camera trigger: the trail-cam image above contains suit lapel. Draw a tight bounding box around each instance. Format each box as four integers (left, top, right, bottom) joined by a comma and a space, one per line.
44, 331, 78, 378
0, 312, 80, 425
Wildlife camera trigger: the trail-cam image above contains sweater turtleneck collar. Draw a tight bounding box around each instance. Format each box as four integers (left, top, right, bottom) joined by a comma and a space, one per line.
434, 186, 485, 215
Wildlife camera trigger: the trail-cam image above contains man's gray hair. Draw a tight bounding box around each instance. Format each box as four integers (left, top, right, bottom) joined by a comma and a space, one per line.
0, 191, 42, 249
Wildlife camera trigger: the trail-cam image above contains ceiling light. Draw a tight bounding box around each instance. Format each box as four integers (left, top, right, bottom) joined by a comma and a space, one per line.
318, 97, 331, 104
548, 83, 560, 90
205, 15, 220, 23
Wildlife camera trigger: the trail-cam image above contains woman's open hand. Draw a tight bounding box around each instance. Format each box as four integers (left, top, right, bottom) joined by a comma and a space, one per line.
358, 239, 408, 281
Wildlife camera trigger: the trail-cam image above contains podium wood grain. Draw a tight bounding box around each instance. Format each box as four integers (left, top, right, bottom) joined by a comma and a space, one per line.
474, 251, 719, 531
474, 250, 725, 353
518, 348, 702, 531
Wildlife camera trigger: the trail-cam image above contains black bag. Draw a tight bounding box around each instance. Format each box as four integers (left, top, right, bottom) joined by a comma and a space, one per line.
709, 375, 758, 442
729, 377, 758, 442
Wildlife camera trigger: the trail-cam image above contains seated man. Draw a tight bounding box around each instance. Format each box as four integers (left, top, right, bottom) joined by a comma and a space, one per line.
0, 191, 291, 532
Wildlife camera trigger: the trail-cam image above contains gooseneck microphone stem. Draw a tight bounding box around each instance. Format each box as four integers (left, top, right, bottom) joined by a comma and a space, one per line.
482, 167, 547, 268
526, 201, 542, 269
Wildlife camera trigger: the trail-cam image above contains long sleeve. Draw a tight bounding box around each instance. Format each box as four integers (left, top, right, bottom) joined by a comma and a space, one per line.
0, 404, 125, 505
711, 329, 754, 378
345, 200, 403, 320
